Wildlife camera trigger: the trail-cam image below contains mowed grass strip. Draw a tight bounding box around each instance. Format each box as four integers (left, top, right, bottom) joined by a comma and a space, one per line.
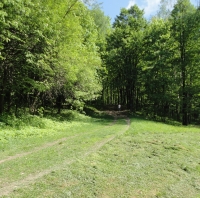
0, 115, 127, 197
0, 111, 113, 158
1, 114, 200, 198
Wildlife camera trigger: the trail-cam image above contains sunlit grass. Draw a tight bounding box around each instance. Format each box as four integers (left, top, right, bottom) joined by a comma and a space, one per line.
0, 113, 200, 198
0, 110, 112, 158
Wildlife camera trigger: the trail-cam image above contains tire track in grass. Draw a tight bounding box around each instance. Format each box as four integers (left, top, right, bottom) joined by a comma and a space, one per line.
0, 136, 75, 165
83, 117, 130, 157
0, 115, 130, 197
0, 116, 117, 165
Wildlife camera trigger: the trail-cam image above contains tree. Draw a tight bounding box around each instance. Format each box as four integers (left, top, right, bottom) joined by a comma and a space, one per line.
143, 18, 178, 120
0, 0, 103, 114
170, 0, 196, 125
42, 0, 103, 111
157, 0, 177, 19
103, 5, 146, 111
89, 3, 111, 50
0, 0, 54, 114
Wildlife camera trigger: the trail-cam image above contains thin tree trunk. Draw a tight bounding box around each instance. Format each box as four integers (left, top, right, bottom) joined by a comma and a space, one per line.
0, 92, 4, 114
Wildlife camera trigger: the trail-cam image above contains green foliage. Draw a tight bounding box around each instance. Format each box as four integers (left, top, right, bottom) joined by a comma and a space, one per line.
102, 0, 200, 125
89, 4, 111, 49
0, 0, 108, 116
0, 109, 94, 149
103, 5, 146, 110
157, 0, 174, 19
0, 113, 45, 129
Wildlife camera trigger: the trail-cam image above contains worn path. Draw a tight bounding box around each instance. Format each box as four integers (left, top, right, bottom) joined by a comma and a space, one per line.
0, 111, 130, 197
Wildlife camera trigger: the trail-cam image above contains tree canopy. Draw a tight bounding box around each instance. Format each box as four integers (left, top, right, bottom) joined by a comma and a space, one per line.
0, 0, 110, 114
1, 0, 200, 125
102, 0, 200, 125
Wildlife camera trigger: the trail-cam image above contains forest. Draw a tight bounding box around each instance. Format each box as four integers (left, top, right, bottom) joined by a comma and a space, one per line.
1, 0, 200, 126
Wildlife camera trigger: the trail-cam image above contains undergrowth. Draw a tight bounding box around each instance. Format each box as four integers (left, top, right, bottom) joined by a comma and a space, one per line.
0, 107, 113, 152
0, 109, 93, 148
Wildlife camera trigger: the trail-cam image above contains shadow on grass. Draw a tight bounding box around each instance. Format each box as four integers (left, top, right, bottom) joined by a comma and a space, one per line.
44, 110, 79, 122
0, 107, 184, 131
43, 107, 114, 125
0, 107, 117, 131
83, 106, 114, 120
128, 112, 183, 127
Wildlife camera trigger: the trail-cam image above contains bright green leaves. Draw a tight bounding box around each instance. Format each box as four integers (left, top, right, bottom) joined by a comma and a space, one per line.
48, 0, 102, 102
90, 5, 111, 44
0, 0, 109, 114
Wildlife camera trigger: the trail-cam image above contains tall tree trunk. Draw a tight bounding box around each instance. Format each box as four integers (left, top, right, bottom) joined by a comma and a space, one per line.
180, 31, 188, 125
29, 91, 40, 114
0, 69, 7, 114
0, 91, 4, 114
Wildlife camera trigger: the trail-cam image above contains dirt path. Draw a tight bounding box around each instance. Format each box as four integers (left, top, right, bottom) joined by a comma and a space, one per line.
0, 119, 118, 165
0, 112, 130, 197
0, 137, 76, 165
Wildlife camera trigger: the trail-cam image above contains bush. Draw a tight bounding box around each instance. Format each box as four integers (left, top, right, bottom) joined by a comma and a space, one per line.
0, 113, 45, 130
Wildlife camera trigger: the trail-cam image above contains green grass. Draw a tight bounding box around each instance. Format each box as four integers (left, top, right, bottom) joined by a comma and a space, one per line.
0, 110, 112, 156
0, 111, 200, 198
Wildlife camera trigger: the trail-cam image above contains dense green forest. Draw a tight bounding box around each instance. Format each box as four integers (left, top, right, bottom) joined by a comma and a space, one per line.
1, 0, 200, 125
0, 0, 110, 114
103, 0, 200, 125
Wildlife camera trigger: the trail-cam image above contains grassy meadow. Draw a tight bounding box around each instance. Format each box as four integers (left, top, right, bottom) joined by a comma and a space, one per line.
0, 110, 200, 197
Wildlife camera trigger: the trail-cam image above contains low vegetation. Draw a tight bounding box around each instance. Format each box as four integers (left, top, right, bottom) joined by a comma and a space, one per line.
0, 110, 199, 197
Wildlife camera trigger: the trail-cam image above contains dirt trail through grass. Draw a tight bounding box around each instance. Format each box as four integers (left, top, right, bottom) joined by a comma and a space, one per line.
0, 111, 130, 197
0, 136, 76, 165
0, 112, 119, 165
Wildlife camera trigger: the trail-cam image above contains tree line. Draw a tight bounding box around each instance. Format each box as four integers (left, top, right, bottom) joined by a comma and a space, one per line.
0, 0, 110, 115
1, 0, 200, 126
102, 0, 200, 125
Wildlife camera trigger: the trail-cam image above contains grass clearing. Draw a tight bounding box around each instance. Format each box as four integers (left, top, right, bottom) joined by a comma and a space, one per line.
0, 111, 200, 197
0, 110, 112, 157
